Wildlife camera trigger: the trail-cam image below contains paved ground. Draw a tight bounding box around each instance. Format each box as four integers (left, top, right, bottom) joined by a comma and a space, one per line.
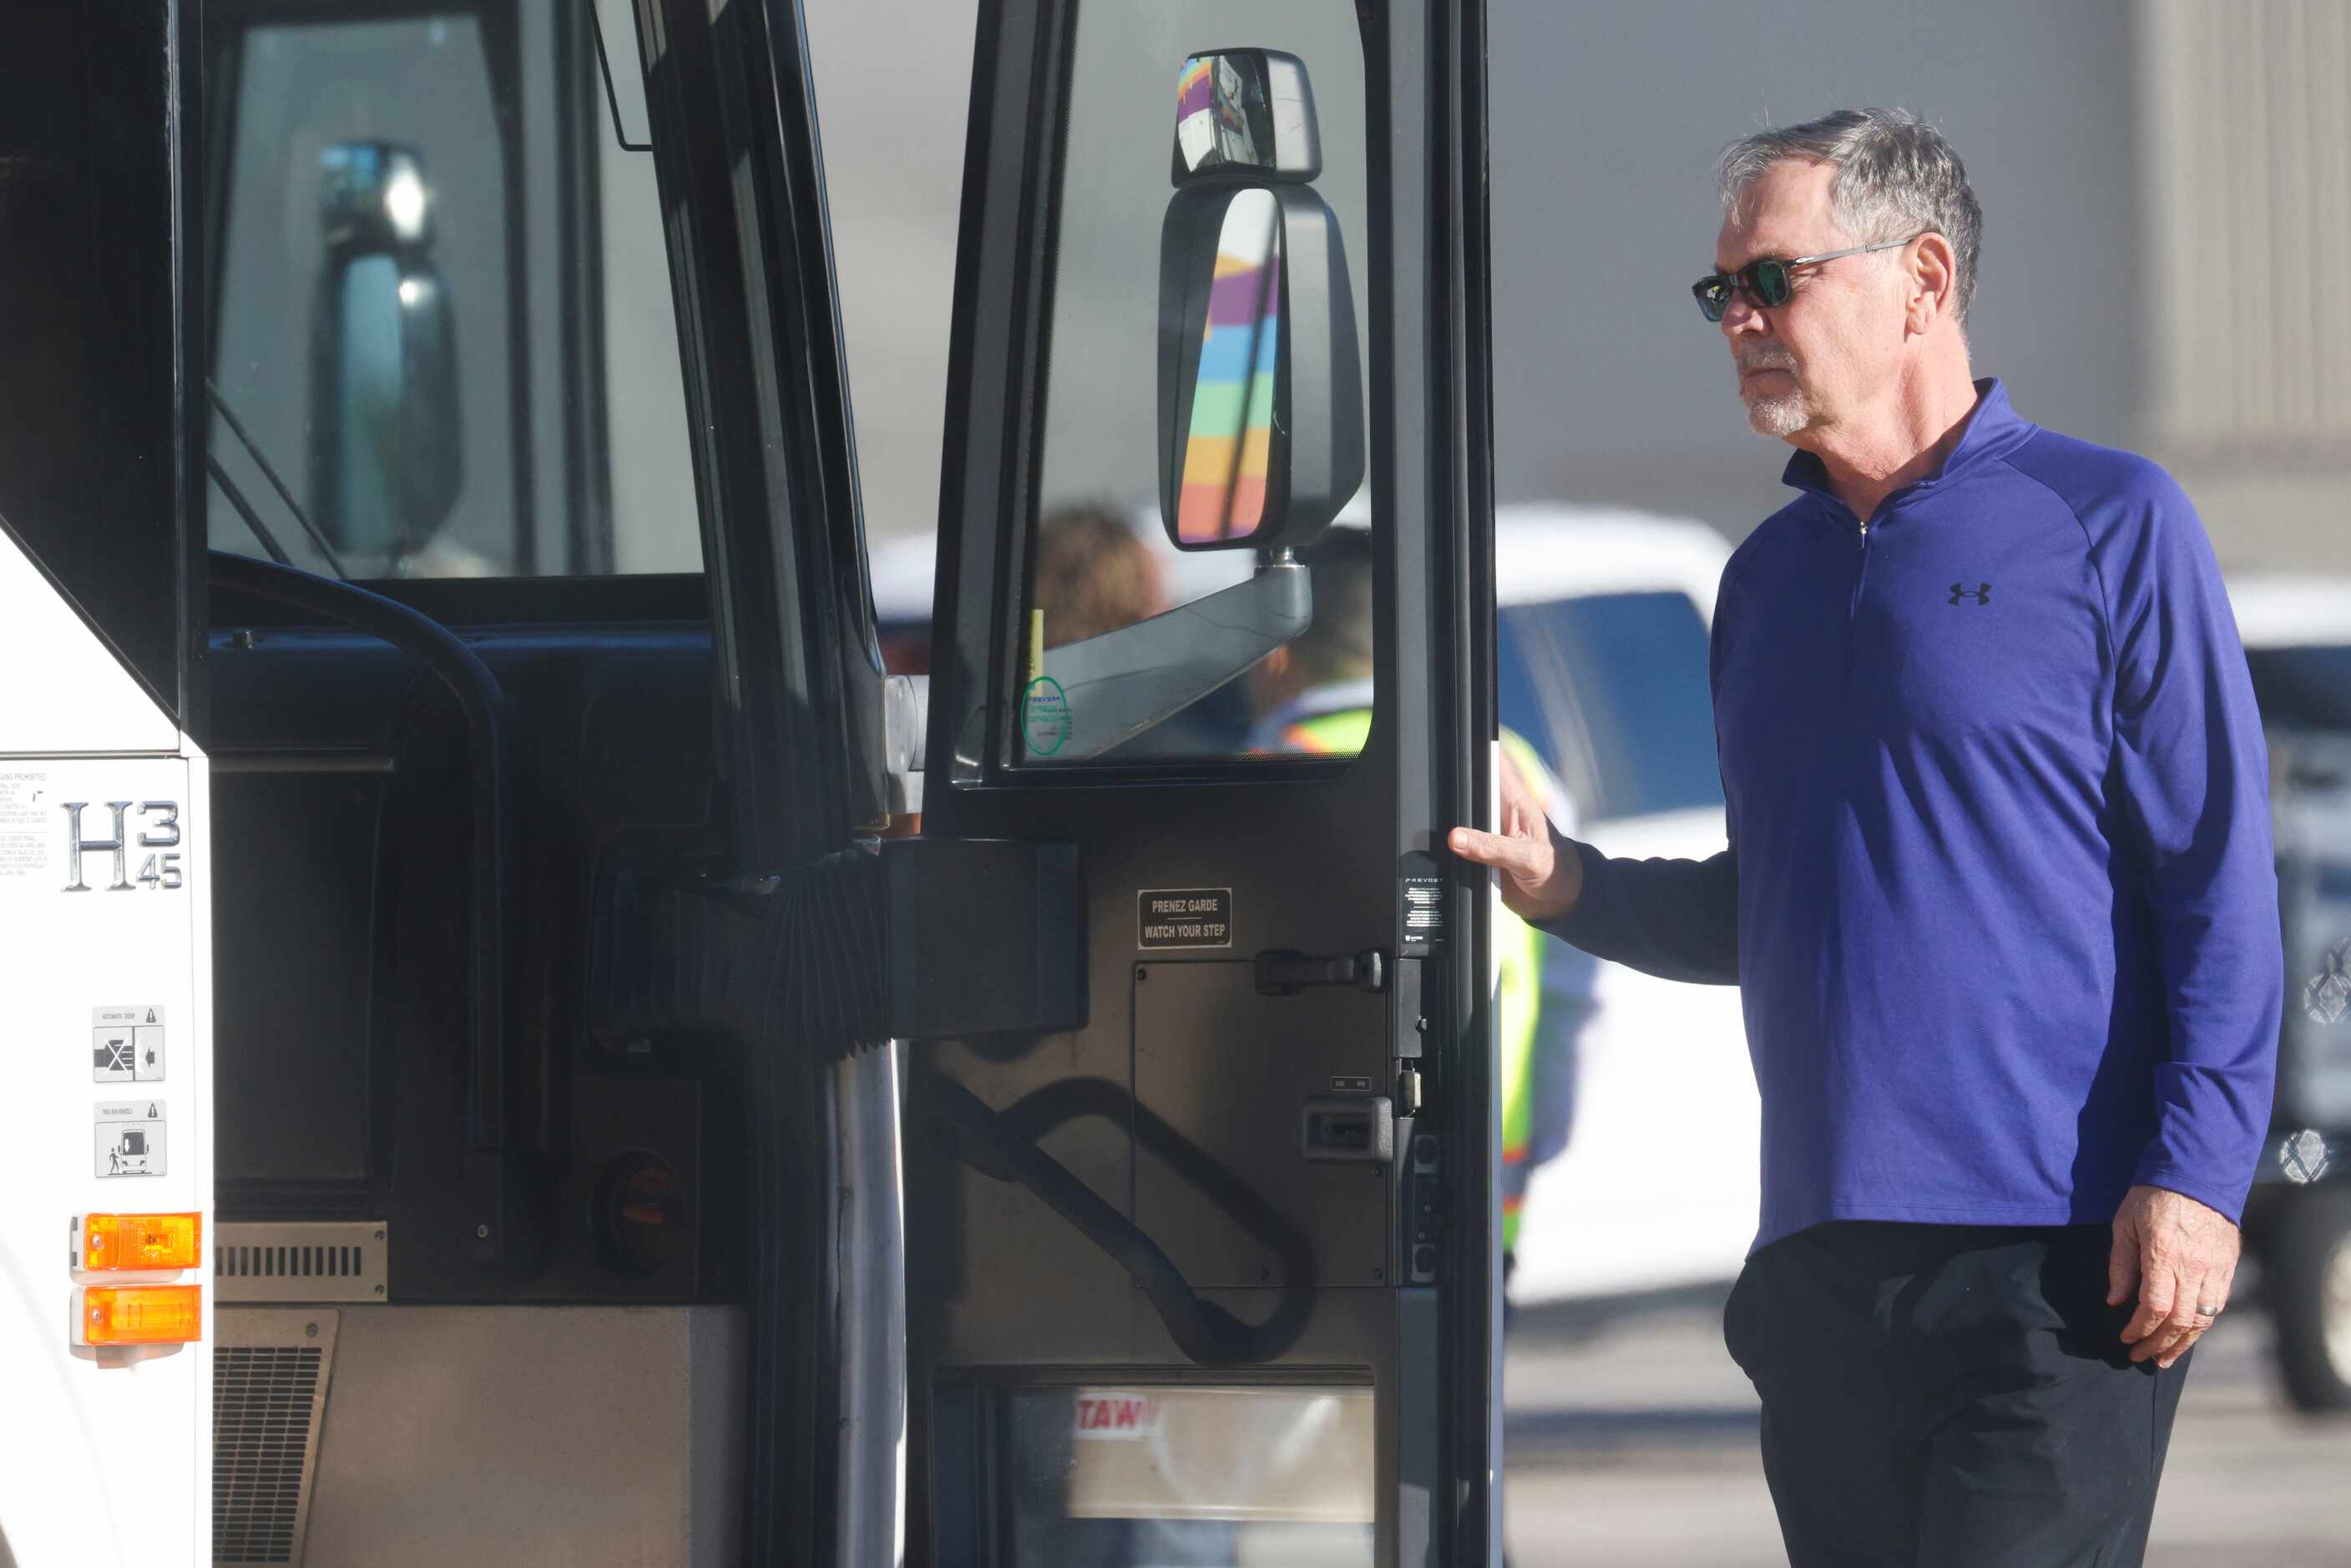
1501, 1275, 2351, 1566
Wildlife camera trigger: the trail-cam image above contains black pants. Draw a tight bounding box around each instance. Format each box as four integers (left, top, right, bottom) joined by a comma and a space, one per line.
1722, 1220, 2192, 1567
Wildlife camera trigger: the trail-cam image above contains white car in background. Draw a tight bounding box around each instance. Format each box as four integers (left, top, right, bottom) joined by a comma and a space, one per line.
1486, 506, 1751, 1306
868, 502, 1759, 1306
2218, 571, 2351, 1411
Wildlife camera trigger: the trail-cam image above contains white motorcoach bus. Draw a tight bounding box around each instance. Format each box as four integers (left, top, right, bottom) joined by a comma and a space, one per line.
0, 3, 1512, 1563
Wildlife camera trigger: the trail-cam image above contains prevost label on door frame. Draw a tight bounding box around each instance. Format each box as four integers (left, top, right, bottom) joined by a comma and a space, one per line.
1137, 888, 1231, 950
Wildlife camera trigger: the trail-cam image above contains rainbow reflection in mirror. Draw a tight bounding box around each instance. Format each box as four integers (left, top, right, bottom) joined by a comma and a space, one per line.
1177, 188, 1282, 544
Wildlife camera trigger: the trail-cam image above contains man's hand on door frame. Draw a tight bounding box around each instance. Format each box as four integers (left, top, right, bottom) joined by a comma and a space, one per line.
1448, 746, 1585, 924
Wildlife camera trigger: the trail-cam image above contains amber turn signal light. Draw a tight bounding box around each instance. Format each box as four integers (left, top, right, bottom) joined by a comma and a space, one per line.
77, 1212, 203, 1272
74, 1284, 203, 1347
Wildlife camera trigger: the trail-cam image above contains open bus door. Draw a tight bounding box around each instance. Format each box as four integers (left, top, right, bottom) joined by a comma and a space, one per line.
0, 0, 1494, 1561
904, 2, 1502, 1561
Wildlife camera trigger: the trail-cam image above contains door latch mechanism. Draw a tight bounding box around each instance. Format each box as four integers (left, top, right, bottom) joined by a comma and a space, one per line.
1255, 948, 1386, 996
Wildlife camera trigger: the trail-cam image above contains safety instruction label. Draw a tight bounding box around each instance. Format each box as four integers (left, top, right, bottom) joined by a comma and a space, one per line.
91, 1004, 165, 1083
0, 769, 48, 879
1138, 888, 1231, 949
1403, 876, 1444, 939
94, 1100, 167, 1178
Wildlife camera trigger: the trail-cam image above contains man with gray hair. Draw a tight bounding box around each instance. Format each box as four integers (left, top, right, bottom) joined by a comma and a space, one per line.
1453, 108, 2281, 1561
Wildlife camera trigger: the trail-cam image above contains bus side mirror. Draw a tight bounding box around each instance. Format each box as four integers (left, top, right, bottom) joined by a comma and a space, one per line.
1156, 52, 1362, 554
308, 140, 464, 564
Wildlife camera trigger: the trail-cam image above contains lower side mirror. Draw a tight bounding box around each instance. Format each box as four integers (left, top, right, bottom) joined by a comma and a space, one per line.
307, 141, 465, 565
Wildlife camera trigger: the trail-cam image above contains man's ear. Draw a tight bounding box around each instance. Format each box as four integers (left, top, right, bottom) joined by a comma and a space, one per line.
1908, 232, 1959, 333
1261, 645, 1292, 680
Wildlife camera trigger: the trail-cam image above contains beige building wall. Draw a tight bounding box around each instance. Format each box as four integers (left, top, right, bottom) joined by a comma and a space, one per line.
2139, 0, 2351, 571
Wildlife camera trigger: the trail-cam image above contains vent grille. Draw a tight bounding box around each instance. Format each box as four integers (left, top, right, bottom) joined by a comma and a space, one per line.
213, 1313, 336, 1566
214, 1222, 386, 1303
214, 1346, 318, 1563
219, 1243, 367, 1279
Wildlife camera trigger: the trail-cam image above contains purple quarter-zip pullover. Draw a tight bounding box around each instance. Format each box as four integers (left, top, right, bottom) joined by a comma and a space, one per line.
1543, 378, 2283, 1256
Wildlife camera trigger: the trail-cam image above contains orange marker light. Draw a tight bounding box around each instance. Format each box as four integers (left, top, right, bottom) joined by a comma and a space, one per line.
78, 1212, 203, 1272
76, 1285, 202, 1346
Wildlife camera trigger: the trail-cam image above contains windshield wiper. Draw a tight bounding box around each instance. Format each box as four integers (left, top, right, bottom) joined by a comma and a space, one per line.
204, 455, 292, 568
589, 2, 652, 154
205, 380, 348, 579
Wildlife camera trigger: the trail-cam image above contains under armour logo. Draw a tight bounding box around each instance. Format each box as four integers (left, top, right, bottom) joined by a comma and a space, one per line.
1949, 581, 1991, 605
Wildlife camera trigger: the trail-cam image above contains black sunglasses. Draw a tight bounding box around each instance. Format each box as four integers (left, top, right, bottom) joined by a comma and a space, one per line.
1691, 235, 1918, 322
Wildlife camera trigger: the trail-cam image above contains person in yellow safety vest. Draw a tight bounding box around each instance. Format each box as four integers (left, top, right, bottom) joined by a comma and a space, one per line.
1244, 529, 1600, 1307
1493, 730, 1597, 1269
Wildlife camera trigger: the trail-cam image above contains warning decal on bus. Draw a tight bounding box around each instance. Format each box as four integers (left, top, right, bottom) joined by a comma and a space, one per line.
1137, 888, 1231, 949
94, 1100, 167, 1178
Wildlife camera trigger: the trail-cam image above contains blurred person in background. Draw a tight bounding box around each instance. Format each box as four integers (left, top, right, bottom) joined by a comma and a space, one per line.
1492, 737, 1599, 1308
1242, 525, 1376, 753
1254, 528, 1601, 1306
1031, 500, 1164, 647
1452, 107, 2281, 1565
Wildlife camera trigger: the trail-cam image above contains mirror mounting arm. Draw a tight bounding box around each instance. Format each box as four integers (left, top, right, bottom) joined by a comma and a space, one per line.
1029, 558, 1312, 761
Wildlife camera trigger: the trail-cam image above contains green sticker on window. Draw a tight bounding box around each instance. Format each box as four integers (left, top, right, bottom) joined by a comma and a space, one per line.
1022, 675, 1071, 756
